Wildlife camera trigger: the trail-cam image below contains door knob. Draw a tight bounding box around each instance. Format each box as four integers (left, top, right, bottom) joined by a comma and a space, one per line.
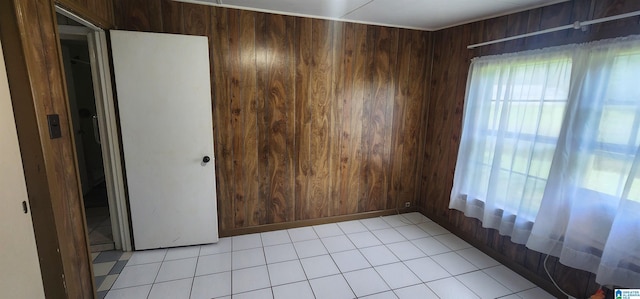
202, 156, 211, 163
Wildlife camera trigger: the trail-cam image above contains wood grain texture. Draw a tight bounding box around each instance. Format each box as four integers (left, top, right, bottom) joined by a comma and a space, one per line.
294, 17, 312, 221
183, 3, 209, 36
391, 29, 422, 210
228, 9, 245, 228
367, 26, 392, 212
358, 27, 375, 212
337, 23, 365, 216
112, 0, 162, 32
239, 10, 260, 227
328, 21, 344, 217
410, 32, 434, 206
388, 30, 407, 211
255, 12, 270, 226
383, 29, 399, 210
308, 19, 333, 219
360, 27, 398, 212
1, 0, 93, 297
12, 0, 636, 297
55, 0, 114, 28
422, 0, 640, 297
160, 0, 183, 34
113, 1, 433, 234
209, 6, 234, 231
423, 28, 453, 218
264, 13, 295, 223
15, 0, 635, 297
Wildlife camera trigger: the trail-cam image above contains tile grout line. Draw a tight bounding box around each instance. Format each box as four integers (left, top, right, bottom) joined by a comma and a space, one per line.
370, 214, 441, 297
313, 223, 352, 298
265, 236, 277, 299
340, 217, 404, 297
145, 249, 167, 299
364, 214, 451, 297
335, 220, 372, 298
98, 251, 129, 294
255, 232, 274, 298
104, 215, 416, 296
186, 245, 202, 299
230, 237, 236, 297
96, 213, 551, 299
290, 227, 316, 298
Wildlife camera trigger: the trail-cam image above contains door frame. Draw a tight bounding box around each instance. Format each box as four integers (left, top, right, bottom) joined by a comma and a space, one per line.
56, 6, 132, 251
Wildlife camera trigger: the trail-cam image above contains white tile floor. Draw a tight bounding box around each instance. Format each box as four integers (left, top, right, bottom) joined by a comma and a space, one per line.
104, 212, 555, 299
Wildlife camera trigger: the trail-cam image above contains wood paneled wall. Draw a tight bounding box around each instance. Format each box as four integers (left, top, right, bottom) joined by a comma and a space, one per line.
0, 0, 94, 297
113, 0, 433, 235
55, 0, 114, 28
421, 0, 640, 297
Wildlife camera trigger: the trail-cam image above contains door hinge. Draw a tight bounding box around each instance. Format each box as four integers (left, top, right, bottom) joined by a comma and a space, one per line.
22, 201, 28, 214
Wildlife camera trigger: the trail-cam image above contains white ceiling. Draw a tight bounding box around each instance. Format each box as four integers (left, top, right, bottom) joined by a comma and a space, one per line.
178, 0, 568, 31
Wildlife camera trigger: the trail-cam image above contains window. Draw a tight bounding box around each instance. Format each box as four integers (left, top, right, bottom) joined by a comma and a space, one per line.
451, 49, 574, 228
581, 51, 640, 202
451, 36, 640, 287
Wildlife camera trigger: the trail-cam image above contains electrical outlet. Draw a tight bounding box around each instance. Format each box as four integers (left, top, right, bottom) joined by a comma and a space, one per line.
404, 202, 410, 208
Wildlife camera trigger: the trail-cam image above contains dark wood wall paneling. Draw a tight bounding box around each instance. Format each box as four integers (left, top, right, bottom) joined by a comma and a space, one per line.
112, 0, 433, 235
0, 0, 96, 298
422, 0, 640, 297
55, 0, 114, 28
111, 0, 639, 296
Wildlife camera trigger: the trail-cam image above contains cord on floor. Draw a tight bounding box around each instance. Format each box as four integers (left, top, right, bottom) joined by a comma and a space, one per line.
544, 253, 587, 299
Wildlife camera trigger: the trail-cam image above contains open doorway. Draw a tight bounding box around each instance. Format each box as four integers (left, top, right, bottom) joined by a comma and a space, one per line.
58, 25, 112, 252
54, 7, 132, 255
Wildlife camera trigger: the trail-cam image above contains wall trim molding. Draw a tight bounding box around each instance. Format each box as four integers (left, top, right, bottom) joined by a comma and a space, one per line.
220, 207, 418, 237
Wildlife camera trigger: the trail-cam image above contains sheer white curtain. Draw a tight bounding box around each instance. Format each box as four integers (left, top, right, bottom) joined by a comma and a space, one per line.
451, 36, 640, 287
527, 36, 640, 287
450, 48, 575, 243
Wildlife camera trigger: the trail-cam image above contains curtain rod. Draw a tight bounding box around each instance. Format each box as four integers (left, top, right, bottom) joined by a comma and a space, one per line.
467, 10, 640, 49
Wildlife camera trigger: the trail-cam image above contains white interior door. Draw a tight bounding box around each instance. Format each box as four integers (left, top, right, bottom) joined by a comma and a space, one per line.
110, 30, 218, 250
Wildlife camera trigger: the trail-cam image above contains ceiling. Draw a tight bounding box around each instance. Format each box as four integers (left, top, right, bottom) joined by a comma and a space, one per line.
177, 0, 568, 31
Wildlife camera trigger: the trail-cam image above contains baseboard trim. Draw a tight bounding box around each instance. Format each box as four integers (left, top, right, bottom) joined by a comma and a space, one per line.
417, 207, 567, 299
219, 207, 419, 237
